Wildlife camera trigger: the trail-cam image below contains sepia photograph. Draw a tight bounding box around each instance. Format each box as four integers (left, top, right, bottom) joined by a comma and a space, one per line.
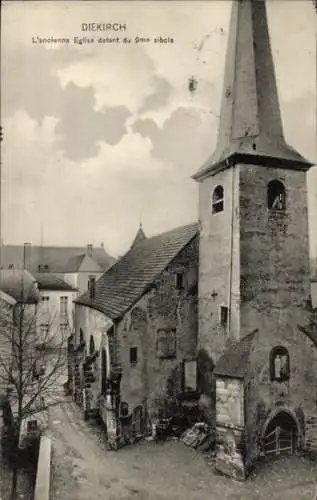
0, 0, 316, 499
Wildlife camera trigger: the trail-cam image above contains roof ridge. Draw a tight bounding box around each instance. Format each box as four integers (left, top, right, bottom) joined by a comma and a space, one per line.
75, 221, 199, 319
142, 221, 198, 242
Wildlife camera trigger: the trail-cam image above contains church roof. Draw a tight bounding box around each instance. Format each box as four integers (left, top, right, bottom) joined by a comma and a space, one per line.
214, 329, 258, 379
193, 0, 312, 181
76, 222, 199, 320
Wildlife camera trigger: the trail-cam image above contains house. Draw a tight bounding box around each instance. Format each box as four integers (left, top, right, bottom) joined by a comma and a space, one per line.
191, 0, 317, 479
1, 243, 115, 296
70, 222, 199, 446
0, 271, 57, 448
0, 269, 39, 304
35, 273, 77, 346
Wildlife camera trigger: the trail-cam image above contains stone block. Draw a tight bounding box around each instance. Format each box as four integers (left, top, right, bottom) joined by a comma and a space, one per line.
215, 452, 246, 481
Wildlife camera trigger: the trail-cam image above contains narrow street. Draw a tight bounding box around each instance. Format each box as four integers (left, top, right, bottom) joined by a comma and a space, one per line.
49, 399, 317, 500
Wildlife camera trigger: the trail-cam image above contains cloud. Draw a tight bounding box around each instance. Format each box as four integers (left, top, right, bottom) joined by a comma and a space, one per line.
140, 76, 172, 112
132, 106, 217, 171
55, 83, 131, 161
3, 109, 197, 256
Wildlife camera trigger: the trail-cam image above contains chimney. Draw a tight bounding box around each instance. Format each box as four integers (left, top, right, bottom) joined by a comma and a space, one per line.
23, 242, 31, 270
88, 275, 96, 300
87, 243, 93, 257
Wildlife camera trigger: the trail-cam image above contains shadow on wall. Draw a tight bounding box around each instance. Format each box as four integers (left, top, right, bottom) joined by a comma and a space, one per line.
196, 349, 216, 423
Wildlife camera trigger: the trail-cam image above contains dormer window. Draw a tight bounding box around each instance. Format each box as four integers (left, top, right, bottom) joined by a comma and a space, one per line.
212, 185, 224, 214
267, 180, 286, 211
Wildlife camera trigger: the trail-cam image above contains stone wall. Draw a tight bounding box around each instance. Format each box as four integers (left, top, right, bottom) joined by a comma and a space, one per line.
197, 166, 241, 404
239, 164, 311, 334
198, 167, 240, 360
215, 377, 245, 480
216, 378, 244, 427
72, 304, 113, 416
198, 161, 316, 472
244, 328, 317, 461
117, 236, 198, 425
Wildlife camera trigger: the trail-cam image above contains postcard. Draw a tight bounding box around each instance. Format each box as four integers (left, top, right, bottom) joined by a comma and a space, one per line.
0, 1, 316, 499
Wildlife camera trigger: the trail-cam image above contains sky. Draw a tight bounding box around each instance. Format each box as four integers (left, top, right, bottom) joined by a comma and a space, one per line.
1, 0, 316, 259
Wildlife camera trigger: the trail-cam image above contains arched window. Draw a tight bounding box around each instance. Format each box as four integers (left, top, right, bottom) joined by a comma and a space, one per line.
89, 335, 95, 355
212, 185, 224, 214
270, 346, 290, 382
101, 347, 107, 394
267, 180, 286, 211
79, 328, 84, 344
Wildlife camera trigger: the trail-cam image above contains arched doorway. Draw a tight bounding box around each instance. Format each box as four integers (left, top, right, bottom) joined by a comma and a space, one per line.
262, 410, 298, 457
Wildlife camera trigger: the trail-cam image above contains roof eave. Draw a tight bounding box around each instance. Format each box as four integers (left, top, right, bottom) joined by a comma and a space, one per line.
192, 152, 313, 182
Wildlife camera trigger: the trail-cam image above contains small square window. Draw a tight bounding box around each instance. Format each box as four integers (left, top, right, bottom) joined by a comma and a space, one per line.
27, 420, 38, 432
130, 347, 138, 365
220, 306, 228, 327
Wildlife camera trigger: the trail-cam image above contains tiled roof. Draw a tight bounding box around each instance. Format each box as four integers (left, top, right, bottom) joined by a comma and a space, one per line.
56, 254, 86, 273
2, 245, 115, 273
34, 273, 77, 291
0, 269, 39, 303
76, 222, 199, 320
214, 329, 258, 379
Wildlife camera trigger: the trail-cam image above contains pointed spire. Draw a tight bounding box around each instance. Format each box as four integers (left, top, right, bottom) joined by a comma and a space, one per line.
130, 223, 146, 249
193, 0, 312, 181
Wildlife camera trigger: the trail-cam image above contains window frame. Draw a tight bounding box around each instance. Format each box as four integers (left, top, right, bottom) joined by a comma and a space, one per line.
220, 305, 229, 328
40, 323, 49, 338
270, 345, 290, 382
212, 185, 224, 214
89, 334, 95, 355
60, 296, 68, 318
176, 272, 184, 291
41, 296, 50, 313
267, 179, 286, 211
60, 323, 68, 338
156, 328, 177, 359
129, 346, 138, 365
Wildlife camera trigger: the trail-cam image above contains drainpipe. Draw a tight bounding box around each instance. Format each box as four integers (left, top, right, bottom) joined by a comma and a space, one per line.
228, 165, 236, 338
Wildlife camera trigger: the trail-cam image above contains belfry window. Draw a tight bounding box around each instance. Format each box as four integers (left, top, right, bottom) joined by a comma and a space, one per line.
267, 180, 286, 211
270, 346, 290, 382
212, 185, 224, 214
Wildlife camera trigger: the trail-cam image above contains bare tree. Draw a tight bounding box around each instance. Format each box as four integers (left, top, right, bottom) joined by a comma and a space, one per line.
0, 281, 69, 499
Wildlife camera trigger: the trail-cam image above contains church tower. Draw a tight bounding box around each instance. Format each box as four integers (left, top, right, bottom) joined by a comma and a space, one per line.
193, 0, 316, 478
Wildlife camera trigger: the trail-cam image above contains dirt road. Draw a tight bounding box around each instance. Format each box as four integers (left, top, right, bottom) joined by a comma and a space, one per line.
49, 399, 316, 500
